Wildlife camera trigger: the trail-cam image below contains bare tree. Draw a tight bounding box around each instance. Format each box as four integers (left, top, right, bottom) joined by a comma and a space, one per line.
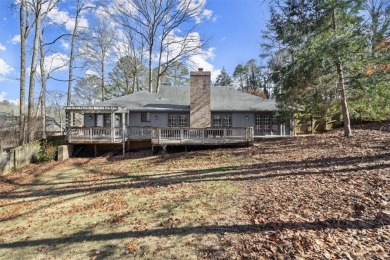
113, 29, 147, 93
17, 0, 32, 144
26, 0, 58, 142
79, 20, 115, 101
37, 32, 68, 139
67, 0, 91, 106
38, 30, 47, 139
46, 90, 66, 134
108, 0, 210, 93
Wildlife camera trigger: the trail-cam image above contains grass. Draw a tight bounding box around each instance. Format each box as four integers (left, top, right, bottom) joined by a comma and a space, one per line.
0, 127, 389, 259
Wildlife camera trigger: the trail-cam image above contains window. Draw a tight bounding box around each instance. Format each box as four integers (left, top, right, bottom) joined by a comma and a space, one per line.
168, 114, 188, 127
255, 114, 272, 135
96, 114, 104, 127
141, 112, 151, 122
213, 115, 222, 127
213, 114, 232, 128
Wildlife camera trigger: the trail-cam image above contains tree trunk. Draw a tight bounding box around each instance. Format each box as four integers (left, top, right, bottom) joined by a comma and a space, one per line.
27, 6, 42, 142
67, 30, 76, 106
39, 30, 46, 139
332, 8, 352, 137
19, 0, 27, 144
336, 62, 352, 136
101, 61, 105, 101
67, 0, 81, 106
156, 65, 162, 93
148, 47, 153, 93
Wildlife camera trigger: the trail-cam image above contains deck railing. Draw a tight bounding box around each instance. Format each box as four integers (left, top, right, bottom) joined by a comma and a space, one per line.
68, 126, 254, 145
68, 127, 125, 143
127, 126, 152, 140
151, 127, 253, 145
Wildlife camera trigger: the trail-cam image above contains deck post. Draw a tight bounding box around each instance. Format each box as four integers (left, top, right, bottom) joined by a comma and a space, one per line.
66, 112, 70, 143
90, 128, 92, 143
158, 128, 161, 144
122, 112, 126, 141
111, 112, 115, 143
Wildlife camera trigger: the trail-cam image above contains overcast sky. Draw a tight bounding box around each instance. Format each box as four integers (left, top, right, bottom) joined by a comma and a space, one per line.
0, 0, 269, 103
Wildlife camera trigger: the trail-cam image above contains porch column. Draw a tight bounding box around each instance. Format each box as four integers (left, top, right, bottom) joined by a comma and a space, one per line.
67, 112, 73, 143
122, 112, 126, 141
111, 112, 115, 143
122, 112, 126, 155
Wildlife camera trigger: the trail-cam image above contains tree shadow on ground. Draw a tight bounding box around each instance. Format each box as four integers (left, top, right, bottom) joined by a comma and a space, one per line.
0, 215, 388, 249
1, 152, 389, 201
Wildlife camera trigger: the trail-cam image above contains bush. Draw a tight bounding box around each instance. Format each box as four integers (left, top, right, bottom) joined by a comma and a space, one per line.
33, 140, 57, 163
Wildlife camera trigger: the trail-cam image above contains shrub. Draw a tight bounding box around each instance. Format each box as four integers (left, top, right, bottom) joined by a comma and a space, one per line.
33, 140, 57, 163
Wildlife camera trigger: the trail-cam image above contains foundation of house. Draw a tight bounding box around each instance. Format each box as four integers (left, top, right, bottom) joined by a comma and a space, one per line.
57, 145, 74, 161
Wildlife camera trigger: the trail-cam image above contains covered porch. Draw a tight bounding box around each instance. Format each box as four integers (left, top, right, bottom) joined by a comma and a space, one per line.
65, 106, 129, 144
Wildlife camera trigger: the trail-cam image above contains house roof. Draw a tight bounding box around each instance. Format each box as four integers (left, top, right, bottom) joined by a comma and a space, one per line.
94, 86, 277, 112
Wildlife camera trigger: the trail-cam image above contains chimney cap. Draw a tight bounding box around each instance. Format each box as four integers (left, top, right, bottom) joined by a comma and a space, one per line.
198, 68, 204, 71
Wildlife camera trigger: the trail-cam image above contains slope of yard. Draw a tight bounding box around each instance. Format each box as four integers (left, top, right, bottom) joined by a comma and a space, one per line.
0, 125, 389, 259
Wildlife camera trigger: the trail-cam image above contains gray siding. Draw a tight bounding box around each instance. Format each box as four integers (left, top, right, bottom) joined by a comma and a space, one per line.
84, 113, 95, 127
129, 112, 168, 127
232, 112, 254, 128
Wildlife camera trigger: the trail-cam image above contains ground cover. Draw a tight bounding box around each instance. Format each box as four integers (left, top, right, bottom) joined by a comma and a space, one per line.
0, 124, 389, 259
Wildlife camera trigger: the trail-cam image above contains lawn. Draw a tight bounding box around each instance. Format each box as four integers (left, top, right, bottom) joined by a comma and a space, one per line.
0, 125, 389, 259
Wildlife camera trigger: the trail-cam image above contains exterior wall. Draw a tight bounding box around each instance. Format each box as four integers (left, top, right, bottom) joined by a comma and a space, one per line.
84, 114, 95, 127
232, 112, 255, 128
129, 112, 169, 127
190, 70, 211, 128
84, 113, 128, 127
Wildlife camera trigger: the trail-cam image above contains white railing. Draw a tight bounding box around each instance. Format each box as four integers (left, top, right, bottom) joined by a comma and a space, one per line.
127, 126, 152, 140
151, 127, 253, 145
68, 126, 254, 145
68, 127, 124, 143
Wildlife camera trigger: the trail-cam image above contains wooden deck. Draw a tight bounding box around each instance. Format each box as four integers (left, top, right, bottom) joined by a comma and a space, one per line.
67, 126, 254, 146
68, 127, 127, 144
151, 127, 253, 146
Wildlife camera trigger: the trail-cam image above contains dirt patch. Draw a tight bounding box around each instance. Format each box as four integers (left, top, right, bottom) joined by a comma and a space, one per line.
0, 126, 389, 259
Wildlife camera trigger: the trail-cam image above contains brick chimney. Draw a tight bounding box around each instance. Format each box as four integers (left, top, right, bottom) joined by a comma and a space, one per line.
190, 69, 211, 128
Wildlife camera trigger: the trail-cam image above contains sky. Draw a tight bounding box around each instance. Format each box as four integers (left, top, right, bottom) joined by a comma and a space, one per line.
0, 0, 270, 103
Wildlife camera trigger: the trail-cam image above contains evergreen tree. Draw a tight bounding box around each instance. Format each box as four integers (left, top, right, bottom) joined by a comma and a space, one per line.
108, 56, 146, 96
264, 0, 368, 136
215, 67, 232, 86
233, 64, 248, 91
73, 75, 102, 105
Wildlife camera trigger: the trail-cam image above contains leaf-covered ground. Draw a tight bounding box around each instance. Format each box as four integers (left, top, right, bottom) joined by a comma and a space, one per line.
0, 124, 389, 259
